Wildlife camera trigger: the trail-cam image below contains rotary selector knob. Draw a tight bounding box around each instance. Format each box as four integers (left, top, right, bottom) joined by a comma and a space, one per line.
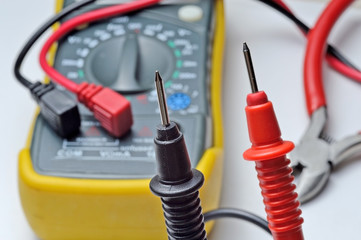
86, 34, 174, 93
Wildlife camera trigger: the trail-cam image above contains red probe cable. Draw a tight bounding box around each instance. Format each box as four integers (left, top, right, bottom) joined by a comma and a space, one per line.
39, 0, 161, 93
273, 0, 292, 13
39, 0, 161, 137
243, 43, 304, 240
327, 56, 361, 81
304, 0, 354, 115
274, 0, 361, 83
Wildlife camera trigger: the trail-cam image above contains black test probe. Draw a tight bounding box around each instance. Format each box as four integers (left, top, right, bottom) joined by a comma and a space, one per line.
150, 71, 207, 240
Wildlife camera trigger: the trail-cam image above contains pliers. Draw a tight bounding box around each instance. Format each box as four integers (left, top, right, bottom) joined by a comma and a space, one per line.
288, 0, 361, 204
290, 106, 361, 203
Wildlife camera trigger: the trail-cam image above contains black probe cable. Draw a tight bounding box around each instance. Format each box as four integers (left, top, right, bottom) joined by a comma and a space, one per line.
13, 0, 96, 137
13, 0, 96, 88
256, 0, 361, 72
204, 208, 271, 235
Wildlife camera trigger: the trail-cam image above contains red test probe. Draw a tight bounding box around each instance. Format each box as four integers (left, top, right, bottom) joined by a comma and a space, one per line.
242, 43, 304, 240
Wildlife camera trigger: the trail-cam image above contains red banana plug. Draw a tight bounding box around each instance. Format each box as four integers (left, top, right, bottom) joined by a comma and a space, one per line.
242, 43, 304, 240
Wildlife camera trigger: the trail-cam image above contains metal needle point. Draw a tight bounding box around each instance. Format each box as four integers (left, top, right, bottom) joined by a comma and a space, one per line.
243, 42, 259, 93
155, 71, 170, 126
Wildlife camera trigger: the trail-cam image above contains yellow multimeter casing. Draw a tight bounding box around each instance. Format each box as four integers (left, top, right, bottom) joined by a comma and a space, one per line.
19, 0, 224, 239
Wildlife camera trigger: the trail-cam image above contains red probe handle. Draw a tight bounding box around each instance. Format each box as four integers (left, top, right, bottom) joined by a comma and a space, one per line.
304, 0, 354, 115
244, 91, 304, 240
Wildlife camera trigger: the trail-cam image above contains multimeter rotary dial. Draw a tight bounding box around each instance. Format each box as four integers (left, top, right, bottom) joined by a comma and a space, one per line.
55, 15, 204, 117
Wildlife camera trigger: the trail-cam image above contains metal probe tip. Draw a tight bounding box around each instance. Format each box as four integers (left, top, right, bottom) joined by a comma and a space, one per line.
155, 71, 170, 126
243, 42, 259, 93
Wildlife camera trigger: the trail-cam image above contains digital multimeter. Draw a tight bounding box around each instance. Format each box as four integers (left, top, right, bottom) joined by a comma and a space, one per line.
19, 0, 224, 239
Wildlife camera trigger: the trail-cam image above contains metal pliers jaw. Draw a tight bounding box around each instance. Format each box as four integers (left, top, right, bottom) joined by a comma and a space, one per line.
290, 107, 361, 203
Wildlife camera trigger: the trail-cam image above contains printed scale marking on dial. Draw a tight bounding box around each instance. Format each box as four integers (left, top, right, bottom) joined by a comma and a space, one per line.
55, 15, 203, 116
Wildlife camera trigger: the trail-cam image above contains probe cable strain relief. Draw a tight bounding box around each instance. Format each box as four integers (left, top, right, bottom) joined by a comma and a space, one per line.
29, 81, 54, 103
161, 190, 207, 240
76, 82, 133, 137
150, 169, 207, 240
255, 157, 304, 240
76, 82, 103, 110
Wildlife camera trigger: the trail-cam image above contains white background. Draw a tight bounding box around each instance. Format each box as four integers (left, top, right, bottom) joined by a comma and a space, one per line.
1, 0, 361, 239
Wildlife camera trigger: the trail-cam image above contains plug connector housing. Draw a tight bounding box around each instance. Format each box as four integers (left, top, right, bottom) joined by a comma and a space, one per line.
30, 82, 80, 137
77, 82, 133, 137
